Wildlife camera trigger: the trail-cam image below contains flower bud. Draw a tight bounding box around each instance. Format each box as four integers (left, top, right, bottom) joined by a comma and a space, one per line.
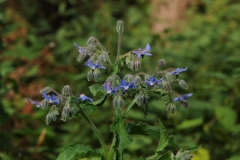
182, 100, 189, 109
40, 87, 52, 94
124, 74, 134, 83
166, 72, 174, 82
113, 95, 124, 108
86, 44, 95, 52
93, 69, 101, 81
87, 36, 97, 45
166, 103, 176, 114
87, 70, 94, 81
162, 80, 171, 91
116, 20, 124, 33
135, 93, 147, 106
158, 59, 167, 66
78, 53, 87, 62
46, 111, 53, 125
133, 61, 141, 70
41, 99, 49, 108
179, 80, 188, 90
133, 75, 141, 85
98, 51, 110, 64
62, 85, 72, 96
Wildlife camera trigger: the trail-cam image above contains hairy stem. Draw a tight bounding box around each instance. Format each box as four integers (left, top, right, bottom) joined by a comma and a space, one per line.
123, 98, 136, 117
116, 32, 122, 64
79, 108, 108, 159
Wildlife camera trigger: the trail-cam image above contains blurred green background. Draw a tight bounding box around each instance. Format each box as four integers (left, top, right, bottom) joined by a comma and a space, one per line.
1, 0, 240, 159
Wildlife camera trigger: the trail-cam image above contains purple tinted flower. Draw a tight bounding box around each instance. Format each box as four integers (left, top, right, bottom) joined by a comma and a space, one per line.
132, 44, 152, 59
104, 82, 119, 94
170, 67, 188, 75
43, 92, 60, 105
145, 76, 163, 87
78, 94, 93, 102
118, 79, 136, 92
30, 98, 41, 108
174, 93, 193, 102
73, 42, 88, 54
85, 59, 106, 71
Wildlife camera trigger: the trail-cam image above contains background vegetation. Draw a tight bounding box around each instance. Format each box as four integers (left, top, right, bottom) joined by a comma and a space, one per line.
1, 0, 240, 159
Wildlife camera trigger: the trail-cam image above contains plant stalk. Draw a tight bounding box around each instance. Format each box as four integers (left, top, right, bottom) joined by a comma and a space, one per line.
79, 108, 108, 159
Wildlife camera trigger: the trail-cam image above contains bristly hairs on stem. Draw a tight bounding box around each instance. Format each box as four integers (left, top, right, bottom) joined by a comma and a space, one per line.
116, 20, 124, 64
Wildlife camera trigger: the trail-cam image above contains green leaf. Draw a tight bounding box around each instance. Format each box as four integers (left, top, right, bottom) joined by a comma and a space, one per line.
110, 116, 133, 160
177, 118, 203, 130
111, 65, 119, 75
89, 84, 104, 96
125, 121, 160, 139
185, 145, 201, 153
215, 107, 237, 131
92, 94, 108, 106
168, 135, 179, 149
56, 144, 102, 160
156, 119, 169, 153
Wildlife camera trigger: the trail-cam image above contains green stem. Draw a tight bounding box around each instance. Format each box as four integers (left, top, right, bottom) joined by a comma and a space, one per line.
116, 32, 122, 64
123, 99, 136, 117
107, 134, 116, 160
79, 108, 108, 159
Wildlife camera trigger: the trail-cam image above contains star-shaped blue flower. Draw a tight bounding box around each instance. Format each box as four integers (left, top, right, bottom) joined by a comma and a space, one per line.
43, 92, 61, 105
73, 42, 88, 54
170, 67, 188, 75
85, 59, 106, 71
132, 44, 152, 59
104, 82, 119, 94
118, 79, 136, 92
145, 76, 163, 87
30, 98, 41, 108
78, 94, 93, 102
174, 93, 193, 102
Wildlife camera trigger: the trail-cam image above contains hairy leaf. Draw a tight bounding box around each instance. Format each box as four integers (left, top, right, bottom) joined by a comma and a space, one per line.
89, 84, 104, 96
56, 144, 102, 160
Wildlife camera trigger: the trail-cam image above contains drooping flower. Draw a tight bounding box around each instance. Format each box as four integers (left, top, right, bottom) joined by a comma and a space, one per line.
30, 99, 41, 108
174, 93, 193, 102
170, 67, 188, 75
118, 79, 136, 92
145, 76, 163, 87
43, 92, 61, 105
174, 93, 193, 108
78, 93, 93, 102
104, 82, 119, 94
73, 42, 88, 54
85, 59, 106, 71
132, 44, 152, 59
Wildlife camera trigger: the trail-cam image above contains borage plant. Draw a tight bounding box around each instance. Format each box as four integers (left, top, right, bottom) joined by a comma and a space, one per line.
30, 20, 199, 160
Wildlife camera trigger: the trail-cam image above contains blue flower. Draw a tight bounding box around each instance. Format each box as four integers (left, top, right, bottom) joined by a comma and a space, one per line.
30, 98, 41, 108
43, 92, 61, 105
85, 59, 106, 71
170, 67, 188, 75
104, 82, 119, 94
118, 79, 136, 92
73, 42, 88, 54
78, 94, 93, 102
145, 76, 163, 87
132, 44, 152, 59
174, 93, 193, 102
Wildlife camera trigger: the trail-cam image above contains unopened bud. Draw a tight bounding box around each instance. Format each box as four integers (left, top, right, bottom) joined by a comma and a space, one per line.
93, 69, 101, 81
116, 20, 124, 33
87, 70, 94, 81
46, 111, 53, 125
166, 72, 174, 82
41, 99, 49, 108
124, 74, 134, 83
179, 80, 188, 90
86, 44, 95, 52
87, 36, 97, 45
133, 75, 141, 85
182, 100, 189, 109
77, 52, 87, 62
62, 85, 72, 96
113, 95, 124, 108
162, 80, 171, 91
134, 61, 141, 70
40, 87, 52, 94
158, 59, 167, 66
166, 103, 176, 114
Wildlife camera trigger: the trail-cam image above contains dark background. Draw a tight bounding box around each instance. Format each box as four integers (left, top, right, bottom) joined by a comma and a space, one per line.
1, 0, 240, 159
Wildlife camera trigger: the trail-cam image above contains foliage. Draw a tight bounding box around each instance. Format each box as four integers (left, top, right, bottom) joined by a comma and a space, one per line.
1, 0, 240, 160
